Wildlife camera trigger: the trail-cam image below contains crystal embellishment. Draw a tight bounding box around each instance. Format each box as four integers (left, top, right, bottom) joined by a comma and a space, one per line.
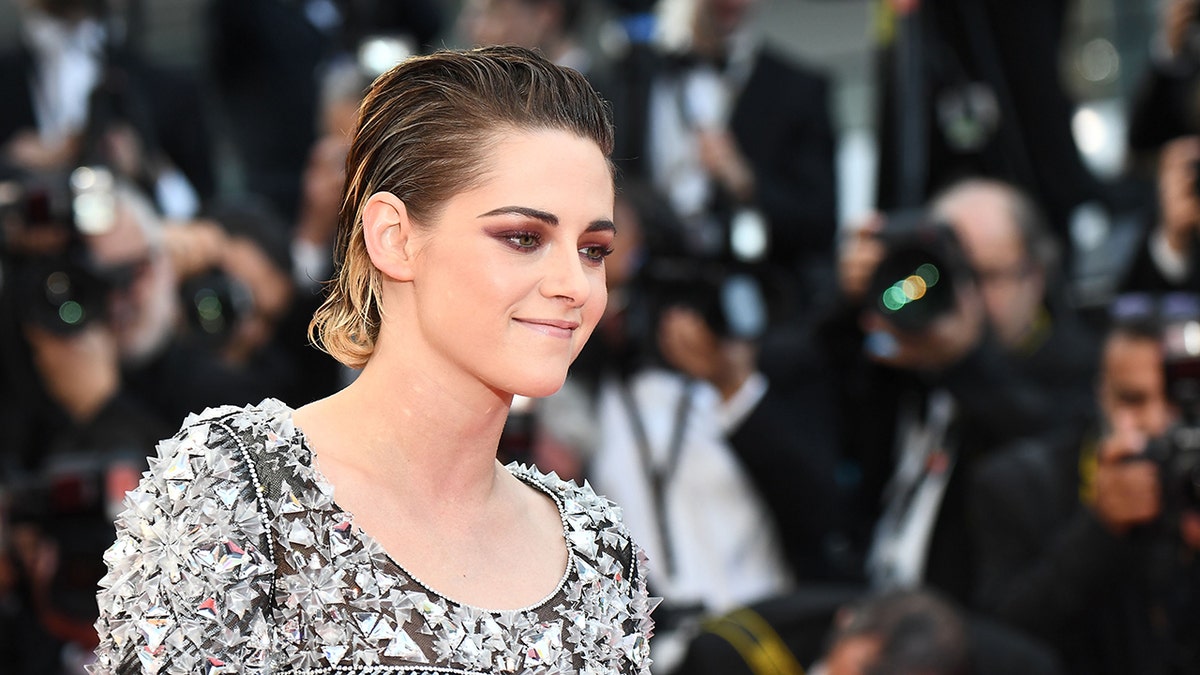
90, 398, 656, 674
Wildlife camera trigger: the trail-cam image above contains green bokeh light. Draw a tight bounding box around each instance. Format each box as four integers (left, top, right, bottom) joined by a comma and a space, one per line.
59, 301, 84, 325
916, 263, 940, 286
882, 286, 909, 311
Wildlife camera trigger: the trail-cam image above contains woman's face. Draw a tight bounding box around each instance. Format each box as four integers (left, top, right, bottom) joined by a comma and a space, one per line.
400, 128, 614, 398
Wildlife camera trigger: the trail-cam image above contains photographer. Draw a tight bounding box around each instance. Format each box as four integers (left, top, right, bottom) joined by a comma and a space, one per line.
3, 178, 285, 430
826, 177, 1099, 603
1119, 134, 1200, 293
592, 0, 838, 311
967, 295, 1200, 674
170, 200, 295, 368
1120, 2, 1200, 296
0, 172, 172, 467
0, 175, 169, 673
1127, 0, 1200, 161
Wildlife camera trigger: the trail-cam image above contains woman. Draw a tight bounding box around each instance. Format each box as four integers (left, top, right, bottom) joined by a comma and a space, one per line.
91, 46, 656, 674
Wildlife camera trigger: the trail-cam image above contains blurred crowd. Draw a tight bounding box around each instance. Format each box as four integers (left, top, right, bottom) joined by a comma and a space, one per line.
0, 0, 1198, 673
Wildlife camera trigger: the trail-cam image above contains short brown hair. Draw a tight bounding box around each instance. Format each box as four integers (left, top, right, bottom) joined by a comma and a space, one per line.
309, 45, 614, 368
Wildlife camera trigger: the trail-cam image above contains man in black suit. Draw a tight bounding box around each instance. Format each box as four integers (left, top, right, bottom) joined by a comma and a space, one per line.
205, 0, 445, 223
872, 0, 1106, 273
827, 177, 1099, 603
0, 0, 216, 211
593, 0, 838, 299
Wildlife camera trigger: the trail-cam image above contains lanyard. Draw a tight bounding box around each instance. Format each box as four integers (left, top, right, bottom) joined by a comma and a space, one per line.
617, 376, 696, 579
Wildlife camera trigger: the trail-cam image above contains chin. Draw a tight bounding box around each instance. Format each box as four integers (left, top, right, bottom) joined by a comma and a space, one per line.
513, 381, 567, 400
507, 371, 570, 400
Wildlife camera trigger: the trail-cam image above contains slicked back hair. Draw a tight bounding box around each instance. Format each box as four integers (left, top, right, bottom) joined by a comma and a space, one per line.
309, 45, 614, 368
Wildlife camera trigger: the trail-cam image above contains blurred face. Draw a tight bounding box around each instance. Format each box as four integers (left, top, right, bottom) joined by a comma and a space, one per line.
395, 128, 614, 398
934, 187, 1044, 349
1099, 334, 1176, 438
460, 0, 555, 51
86, 204, 178, 365
824, 635, 881, 675
697, 0, 760, 42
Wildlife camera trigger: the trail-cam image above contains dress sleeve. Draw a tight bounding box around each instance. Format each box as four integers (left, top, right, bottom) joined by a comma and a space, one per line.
90, 413, 276, 674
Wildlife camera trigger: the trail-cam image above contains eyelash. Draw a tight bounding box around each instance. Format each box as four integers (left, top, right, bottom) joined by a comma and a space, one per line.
502, 231, 614, 265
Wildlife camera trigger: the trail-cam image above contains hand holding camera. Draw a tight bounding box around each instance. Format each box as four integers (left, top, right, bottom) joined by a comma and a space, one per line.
696, 129, 755, 204
22, 322, 121, 424
860, 283, 986, 372
3, 129, 81, 174
837, 212, 887, 304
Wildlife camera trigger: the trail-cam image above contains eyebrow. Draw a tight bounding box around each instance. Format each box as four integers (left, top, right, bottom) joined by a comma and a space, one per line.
478, 205, 617, 234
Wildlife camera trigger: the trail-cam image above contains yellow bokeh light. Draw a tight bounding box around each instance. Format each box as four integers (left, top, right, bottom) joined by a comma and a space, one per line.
901, 275, 927, 300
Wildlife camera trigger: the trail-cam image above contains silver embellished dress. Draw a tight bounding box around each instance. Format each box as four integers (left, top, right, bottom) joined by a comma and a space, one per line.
91, 399, 656, 674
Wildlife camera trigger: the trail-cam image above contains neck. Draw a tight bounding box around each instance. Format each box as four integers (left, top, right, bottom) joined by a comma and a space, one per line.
313, 350, 513, 509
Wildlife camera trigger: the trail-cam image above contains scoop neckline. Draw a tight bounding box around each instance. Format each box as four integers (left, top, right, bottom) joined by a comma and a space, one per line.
282, 407, 577, 615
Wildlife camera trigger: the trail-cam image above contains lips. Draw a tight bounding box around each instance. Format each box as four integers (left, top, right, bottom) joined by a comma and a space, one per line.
514, 318, 580, 339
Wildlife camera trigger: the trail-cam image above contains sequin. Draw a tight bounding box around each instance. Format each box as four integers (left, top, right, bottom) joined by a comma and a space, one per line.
383, 632, 425, 661
135, 606, 172, 650
197, 597, 219, 621
91, 399, 657, 674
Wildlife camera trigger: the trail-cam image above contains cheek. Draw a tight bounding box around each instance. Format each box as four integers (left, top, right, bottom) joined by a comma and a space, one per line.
585, 273, 608, 326
1150, 396, 1176, 431
572, 275, 608, 356
980, 284, 1009, 313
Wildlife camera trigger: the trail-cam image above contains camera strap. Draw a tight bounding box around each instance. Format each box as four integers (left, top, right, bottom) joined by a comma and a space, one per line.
616, 375, 697, 580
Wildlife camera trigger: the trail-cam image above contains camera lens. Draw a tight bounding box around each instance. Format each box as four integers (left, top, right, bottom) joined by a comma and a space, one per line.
865, 211, 965, 334
17, 259, 108, 334
872, 246, 955, 333
44, 270, 88, 327
180, 270, 253, 345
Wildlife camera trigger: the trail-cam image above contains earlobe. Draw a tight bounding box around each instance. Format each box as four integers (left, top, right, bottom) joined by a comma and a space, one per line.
362, 191, 416, 281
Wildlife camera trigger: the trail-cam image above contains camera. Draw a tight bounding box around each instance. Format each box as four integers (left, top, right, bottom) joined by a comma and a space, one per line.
0, 166, 120, 334
1145, 297, 1200, 515
865, 209, 972, 334
179, 267, 254, 348
0, 165, 117, 237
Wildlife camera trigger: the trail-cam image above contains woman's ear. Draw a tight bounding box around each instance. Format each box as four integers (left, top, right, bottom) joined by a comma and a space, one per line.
362, 191, 417, 281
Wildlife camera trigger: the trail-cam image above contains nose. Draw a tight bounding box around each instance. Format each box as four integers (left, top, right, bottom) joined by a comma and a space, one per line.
541, 247, 591, 307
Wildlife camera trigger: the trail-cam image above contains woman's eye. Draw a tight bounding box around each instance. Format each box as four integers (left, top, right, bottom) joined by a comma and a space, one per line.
506, 232, 541, 249
581, 245, 614, 264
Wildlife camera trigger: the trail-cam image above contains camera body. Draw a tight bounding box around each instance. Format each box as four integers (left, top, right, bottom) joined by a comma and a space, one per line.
179, 267, 254, 348
0, 166, 119, 334
1145, 308, 1200, 516
866, 208, 973, 334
